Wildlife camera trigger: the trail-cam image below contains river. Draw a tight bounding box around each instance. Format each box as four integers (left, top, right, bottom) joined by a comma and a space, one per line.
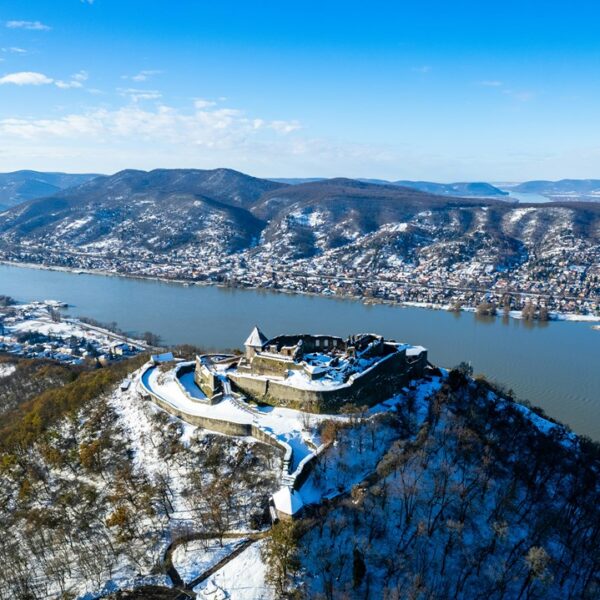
1, 263, 598, 439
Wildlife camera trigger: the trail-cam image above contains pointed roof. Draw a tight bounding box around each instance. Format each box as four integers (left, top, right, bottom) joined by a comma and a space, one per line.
244, 325, 268, 348
273, 487, 304, 516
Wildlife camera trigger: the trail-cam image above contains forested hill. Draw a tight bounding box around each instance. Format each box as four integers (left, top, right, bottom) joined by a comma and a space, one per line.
0, 167, 598, 262
0, 353, 598, 598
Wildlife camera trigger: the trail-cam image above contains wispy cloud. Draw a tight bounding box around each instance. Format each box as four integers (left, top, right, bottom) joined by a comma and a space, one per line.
118, 87, 162, 102
503, 89, 536, 102
0, 98, 405, 175
55, 71, 88, 89
194, 98, 216, 109
478, 80, 535, 102
6, 20, 50, 31
0, 70, 88, 89
126, 69, 162, 82
2, 47, 27, 54
269, 120, 301, 134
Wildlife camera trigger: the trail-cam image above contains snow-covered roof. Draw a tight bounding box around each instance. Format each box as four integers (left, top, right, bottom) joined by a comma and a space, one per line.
244, 326, 268, 348
273, 487, 304, 515
406, 345, 427, 357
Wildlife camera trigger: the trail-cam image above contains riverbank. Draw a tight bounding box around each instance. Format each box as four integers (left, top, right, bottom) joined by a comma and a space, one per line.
2, 259, 598, 325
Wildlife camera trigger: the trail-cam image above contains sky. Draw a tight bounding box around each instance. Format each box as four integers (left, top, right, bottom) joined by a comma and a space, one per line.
0, 0, 599, 181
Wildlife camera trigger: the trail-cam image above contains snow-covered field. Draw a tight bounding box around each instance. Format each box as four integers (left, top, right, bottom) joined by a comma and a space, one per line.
194, 541, 273, 600
172, 538, 247, 585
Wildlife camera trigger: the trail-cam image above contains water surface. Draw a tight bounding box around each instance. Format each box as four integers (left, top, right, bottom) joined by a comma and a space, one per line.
1, 264, 598, 439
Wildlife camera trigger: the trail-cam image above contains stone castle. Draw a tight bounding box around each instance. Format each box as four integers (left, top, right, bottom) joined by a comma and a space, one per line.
195, 326, 428, 412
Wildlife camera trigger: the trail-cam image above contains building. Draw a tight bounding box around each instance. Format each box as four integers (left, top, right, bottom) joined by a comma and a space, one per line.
195, 326, 428, 412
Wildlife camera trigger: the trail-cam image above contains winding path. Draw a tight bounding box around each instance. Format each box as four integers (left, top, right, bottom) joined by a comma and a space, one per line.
162, 530, 270, 596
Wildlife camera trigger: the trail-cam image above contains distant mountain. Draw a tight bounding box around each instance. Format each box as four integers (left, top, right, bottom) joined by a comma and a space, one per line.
252, 178, 510, 258
393, 180, 509, 198
0, 168, 277, 253
0, 170, 99, 211
270, 177, 509, 198
270, 177, 327, 185
508, 179, 600, 202
0, 168, 597, 277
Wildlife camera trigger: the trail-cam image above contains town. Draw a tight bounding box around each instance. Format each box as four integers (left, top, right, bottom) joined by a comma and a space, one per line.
2, 232, 598, 320
0, 297, 144, 365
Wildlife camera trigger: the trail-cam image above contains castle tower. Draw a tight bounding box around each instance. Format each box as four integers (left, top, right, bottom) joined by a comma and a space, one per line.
244, 325, 268, 360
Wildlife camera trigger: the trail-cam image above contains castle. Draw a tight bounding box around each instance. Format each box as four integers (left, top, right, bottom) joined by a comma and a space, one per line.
195, 326, 428, 412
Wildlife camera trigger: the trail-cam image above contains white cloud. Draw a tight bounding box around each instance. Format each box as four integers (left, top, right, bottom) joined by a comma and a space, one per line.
0, 98, 407, 177
131, 70, 161, 82
55, 70, 88, 89
0, 99, 302, 147
412, 65, 432, 74
0, 70, 88, 89
269, 120, 302, 134
479, 80, 503, 87
0, 71, 53, 85
2, 47, 27, 54
118, 87, 162, 102
194, 98, 217, 110
6, 20, 50, 31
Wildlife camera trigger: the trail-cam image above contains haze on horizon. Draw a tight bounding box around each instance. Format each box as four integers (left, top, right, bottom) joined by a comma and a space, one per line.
1, 0, 599, 182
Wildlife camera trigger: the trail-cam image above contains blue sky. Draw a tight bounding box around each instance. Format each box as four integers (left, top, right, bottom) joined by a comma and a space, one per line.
0, 0, 599, 180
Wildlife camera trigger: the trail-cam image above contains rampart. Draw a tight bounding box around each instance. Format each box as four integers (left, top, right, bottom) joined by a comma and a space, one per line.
229, 347, 428, 412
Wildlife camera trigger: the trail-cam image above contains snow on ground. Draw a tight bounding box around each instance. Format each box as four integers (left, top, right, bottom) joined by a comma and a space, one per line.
0, 362, 16, 378
298, 416, 400, 505
489, 390, 578, 447
193, 540, 273, 600
550, 312, 600, 322
141, 364, 332, 470
109, 381, 198, 522
142, 365, 253, 425
172, 538, 247, 585
109, 385, 165, 478
10, 315, 108, 342
142, 361, 447, 515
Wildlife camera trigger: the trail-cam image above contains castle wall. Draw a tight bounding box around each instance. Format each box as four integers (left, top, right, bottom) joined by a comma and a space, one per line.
229, 348, 428, 412
194, 357, 220, 398
148, 393, 253, 436
267, 334, 345, 354
245, 353, 303, 378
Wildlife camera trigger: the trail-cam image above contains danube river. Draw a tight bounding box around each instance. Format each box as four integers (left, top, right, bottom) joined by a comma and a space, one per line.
1, 263, 599, 439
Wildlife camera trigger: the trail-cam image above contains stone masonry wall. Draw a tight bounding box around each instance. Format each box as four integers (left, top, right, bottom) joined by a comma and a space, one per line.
229, 349, 428, 413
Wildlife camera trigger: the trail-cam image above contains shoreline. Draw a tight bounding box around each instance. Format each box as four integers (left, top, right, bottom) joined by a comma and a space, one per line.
1, 259, 599, 325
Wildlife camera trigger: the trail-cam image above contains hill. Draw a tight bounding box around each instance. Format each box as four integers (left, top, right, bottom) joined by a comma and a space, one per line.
508, 179, 600, 202
270, 177, 509, 198
0, 170, 99, 211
